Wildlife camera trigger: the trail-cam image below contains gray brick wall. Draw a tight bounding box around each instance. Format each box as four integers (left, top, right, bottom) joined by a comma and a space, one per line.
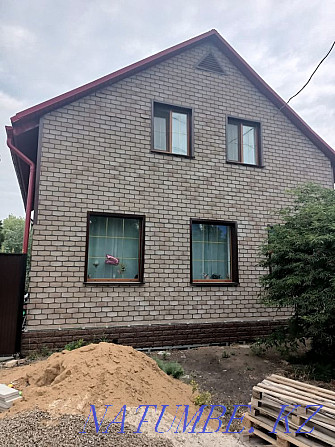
27, 42, 333, 332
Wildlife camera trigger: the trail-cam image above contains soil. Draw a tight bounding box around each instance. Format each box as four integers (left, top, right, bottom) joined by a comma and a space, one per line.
160, 344, 290, 407
2, 341, 335, 447
3, 342, 335, 446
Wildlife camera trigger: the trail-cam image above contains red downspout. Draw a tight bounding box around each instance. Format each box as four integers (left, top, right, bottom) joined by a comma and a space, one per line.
5, 126, 36, 254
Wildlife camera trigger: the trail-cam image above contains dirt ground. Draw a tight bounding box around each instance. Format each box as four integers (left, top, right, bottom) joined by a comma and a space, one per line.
2, 342, 334, 446
0, 343, 247, 447
153, 344, 290, 407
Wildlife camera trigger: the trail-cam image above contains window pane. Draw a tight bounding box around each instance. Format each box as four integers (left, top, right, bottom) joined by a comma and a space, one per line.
123, 259, 139, 279
227, 122, 239, 161
153, 103, 191, 156
172, 112, 188, 155
89, 215, 107, 236
124, 218, 140, 238
242, 125, 256, 165
154, 116, 167, 151
107, 217, 123, 237
87, 216, 140, 281
192, 260, 204, 280
125, 238, 139, 258
192, 223, 231, 281
192, 223, 203, 241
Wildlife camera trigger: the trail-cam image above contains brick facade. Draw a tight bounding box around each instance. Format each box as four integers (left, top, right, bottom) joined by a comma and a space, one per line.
26, 41, 333, 346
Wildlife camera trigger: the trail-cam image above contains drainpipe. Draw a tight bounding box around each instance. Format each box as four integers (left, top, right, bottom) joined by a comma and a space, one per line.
5, 126, 36, 254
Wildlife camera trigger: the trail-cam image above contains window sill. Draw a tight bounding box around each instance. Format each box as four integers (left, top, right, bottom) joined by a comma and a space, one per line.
84, 281, 145, 286
151, 150, 194, 160
226, 160, 264, 168
191, 281, 239, 287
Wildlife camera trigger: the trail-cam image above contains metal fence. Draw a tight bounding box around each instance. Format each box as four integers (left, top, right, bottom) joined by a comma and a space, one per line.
0, 254, 26, 356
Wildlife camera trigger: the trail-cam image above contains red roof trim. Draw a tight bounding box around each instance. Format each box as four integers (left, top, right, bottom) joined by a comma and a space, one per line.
11, 29, 216, 127
10, 29, 335, 162
211, 33, 335, 162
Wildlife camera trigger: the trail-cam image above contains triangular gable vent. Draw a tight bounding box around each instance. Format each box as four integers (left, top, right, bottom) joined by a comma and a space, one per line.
196, 53, 225, 75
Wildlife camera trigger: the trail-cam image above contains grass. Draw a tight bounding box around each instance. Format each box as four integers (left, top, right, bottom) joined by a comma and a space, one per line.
154, 358, 184, 379
190, 379, 212, 406
288, 355, 335, 382
64, 339, 87, 351
194, 391, 212, 406
26, 346, 53, 361
222, 350, 230, 359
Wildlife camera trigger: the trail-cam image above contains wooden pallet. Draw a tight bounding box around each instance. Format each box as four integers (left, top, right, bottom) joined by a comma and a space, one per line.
251, 394, 335, 429
243, 414, 333, 447
242, 374, 335, 447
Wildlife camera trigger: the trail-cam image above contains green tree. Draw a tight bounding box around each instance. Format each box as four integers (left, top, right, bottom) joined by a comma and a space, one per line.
260, 184, 335, 361
1, 214, 25, 253
0, 220, 4, 247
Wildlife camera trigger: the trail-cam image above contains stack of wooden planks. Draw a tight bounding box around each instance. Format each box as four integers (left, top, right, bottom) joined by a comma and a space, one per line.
243, 374, 335, 447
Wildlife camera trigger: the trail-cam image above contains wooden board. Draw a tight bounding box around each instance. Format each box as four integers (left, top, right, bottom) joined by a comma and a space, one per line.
261, 379, 335, 409
251, 403, 335, 443
251, 395, 335, 428
247, 375, 335, 446
269, 375, 335, 401
244, 414, 333, 447
252, 386, 335, 416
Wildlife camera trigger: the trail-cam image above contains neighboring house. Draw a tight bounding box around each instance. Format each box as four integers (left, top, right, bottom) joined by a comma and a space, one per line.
6, 30, 335, 353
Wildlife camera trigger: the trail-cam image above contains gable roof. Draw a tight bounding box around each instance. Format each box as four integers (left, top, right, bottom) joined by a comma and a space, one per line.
10, 29, 335, 161
8, 30, 335, 206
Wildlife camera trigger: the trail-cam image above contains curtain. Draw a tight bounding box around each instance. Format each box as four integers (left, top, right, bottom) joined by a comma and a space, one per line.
87, 216, 140, 280
154, 116, 167, 151
227, 122, 239, 161
172, 112, 188, 155
192, 223, 231, 280
242, 125, 256, 164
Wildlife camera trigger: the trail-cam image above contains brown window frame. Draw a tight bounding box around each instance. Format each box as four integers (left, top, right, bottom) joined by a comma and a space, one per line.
84, 212, 145, 285
152, 101, 193, 158
190, 219, 239, 286
226, 117, 263, 167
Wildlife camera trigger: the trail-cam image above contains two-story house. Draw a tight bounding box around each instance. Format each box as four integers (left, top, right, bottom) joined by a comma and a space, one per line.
7, 30, 335, 353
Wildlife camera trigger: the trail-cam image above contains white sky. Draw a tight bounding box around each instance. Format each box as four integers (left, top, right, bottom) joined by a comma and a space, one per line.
0, 0, 334, 220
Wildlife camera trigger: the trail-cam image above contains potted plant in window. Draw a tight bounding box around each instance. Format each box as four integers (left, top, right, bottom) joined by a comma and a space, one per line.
118, 263, 126, 278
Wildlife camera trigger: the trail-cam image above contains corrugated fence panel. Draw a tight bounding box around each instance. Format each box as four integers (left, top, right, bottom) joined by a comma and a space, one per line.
0, 254, 26, 355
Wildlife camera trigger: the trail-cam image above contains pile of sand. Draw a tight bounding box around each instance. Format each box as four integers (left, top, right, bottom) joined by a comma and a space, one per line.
0, 343, 197, 418
0, 344, 245, 446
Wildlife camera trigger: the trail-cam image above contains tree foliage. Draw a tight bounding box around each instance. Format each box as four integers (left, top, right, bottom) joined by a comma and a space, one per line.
0, 220, 4, 247
260, 183, 335, 359
1, 214, 25, 253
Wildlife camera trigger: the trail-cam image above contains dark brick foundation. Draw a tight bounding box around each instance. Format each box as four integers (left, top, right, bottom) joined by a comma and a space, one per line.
21, 319, 287, 355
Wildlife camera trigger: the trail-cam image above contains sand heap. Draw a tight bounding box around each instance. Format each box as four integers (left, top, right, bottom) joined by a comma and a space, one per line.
0, 343, 197, 418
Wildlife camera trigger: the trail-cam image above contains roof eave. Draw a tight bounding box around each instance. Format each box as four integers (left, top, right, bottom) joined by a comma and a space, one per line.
6, 126, 28, 207
10, 30, 218, 131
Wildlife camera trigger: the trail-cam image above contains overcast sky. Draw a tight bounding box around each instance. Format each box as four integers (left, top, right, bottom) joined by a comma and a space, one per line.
1, 0, 334, 220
